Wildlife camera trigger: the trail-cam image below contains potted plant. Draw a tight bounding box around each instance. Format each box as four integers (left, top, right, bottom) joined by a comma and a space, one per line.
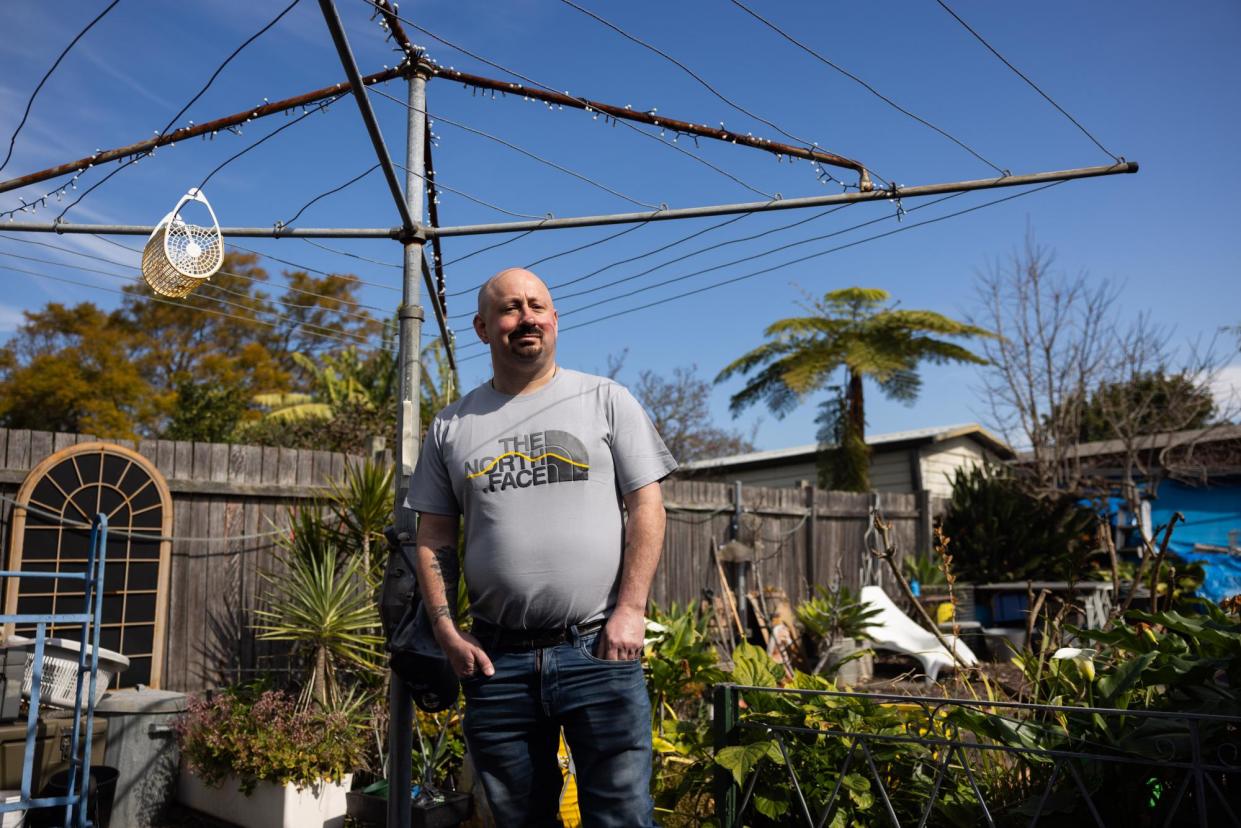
175, 686, 366, 828
795, 585, 882, 685
345, 706, 471, 827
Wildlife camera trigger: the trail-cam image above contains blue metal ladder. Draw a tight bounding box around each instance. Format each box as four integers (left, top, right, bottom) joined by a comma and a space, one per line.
0, 513, 110, 827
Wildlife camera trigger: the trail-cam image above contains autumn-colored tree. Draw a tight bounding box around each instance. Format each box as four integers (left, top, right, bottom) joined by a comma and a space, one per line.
0, 303, 162, 438
0, 252, 384, 440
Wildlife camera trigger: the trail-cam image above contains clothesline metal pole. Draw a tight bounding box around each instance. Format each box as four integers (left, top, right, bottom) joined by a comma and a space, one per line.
386, 59, 430, 828
0, 160, 1138, 239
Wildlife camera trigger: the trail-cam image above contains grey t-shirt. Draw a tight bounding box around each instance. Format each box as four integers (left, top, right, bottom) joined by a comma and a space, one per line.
407, 368, 677, 629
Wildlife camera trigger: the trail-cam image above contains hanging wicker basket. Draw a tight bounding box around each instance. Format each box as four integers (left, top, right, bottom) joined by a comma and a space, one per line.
141, 188, 223, 298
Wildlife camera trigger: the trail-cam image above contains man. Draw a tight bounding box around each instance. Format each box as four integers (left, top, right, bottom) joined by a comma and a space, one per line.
407, 267, 676, 827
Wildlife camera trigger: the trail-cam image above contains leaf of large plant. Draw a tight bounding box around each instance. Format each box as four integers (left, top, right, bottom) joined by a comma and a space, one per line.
754, 792, 790, 819
731, 641, 784, 688
1096, 651, 1157, 707
651, 734, 685, 756
714, 739, 781, 787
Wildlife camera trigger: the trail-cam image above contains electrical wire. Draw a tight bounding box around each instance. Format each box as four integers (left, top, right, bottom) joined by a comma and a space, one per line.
389, 158, 547, 220
53, 0, 304, 220
225, 242, 402, 294
556, 181, 1065, 333
301, 238, 400, 269
281, 163, 380, 228
616, 117, 775, 198
438, 224, 546, 271
444, 211, 752, 305
359, 0, 799, 193
558, 0, 820, 150
0, 492, 287, 544
2, 233, 390, 314
371, 87, 660, 210
728, 0, 1007, 176
447, 202, 853, 322
0, 0, 122, 174
555, 203, 853, 304
550, 198, 949, 319
551, 212, 752, 291
457, 180, 1067, 361
0, 250, 378, 346
932, 0, 1121, 162
0, 263, 379, 350
524, 221, 650, 270
196, 97, 342, 193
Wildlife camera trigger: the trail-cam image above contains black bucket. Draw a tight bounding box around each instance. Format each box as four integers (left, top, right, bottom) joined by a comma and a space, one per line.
32, 765, 119, 828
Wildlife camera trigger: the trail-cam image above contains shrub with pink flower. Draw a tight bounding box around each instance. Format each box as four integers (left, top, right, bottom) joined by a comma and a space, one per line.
175, 687, 365, 794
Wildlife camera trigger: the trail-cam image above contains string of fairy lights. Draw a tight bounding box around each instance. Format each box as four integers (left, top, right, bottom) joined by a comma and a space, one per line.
0, 0, 1124, 379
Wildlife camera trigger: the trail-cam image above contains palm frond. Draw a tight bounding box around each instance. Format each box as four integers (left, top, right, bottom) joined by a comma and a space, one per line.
718, 286, 989, 441
881, 309, 994, 339
876, 369, 922, 404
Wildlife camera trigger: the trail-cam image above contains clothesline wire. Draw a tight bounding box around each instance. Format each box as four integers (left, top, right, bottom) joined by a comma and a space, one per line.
53, 0, 304, 221
0, 238, 384, 323
0, 0, 122, 174
727, 0, 1007, 176
0, 263, 379, 350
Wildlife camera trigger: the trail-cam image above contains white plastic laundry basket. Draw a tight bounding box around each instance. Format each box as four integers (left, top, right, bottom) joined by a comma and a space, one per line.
15, 637, 130, 709
141, 187, 223, 298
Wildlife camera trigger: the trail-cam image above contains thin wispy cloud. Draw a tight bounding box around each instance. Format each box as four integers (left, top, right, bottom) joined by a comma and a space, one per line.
77, 44, 176, 111
0, 303, 28, 332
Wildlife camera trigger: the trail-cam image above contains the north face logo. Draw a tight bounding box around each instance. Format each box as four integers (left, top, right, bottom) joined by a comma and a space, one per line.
464, 430, 589, 493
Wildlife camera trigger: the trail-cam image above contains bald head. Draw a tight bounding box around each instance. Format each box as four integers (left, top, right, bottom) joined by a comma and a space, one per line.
477, 267, 553, 317
473, 267, 559, 383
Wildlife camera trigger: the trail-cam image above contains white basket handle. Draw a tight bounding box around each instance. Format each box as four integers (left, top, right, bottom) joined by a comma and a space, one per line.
146, 207, 178, 243
170, 187, 221, 232
145, 188, 221, 243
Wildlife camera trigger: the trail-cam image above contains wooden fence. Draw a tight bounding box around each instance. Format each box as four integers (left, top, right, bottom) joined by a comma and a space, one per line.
656, 479, 932, 611
0, 429, 939, 693
0, 428, 361, 694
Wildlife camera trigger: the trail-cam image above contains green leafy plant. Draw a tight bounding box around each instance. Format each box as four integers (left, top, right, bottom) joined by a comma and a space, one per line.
796, 584, 882, 648
644, 603, 726, 826
323, 458, 394, 585
175, 686, 365, 794
716, 287, 990, 492
940, 463, 1096, 583
716, 643, 984, 826
903, 552, 948, 587
253, 541, 385, 709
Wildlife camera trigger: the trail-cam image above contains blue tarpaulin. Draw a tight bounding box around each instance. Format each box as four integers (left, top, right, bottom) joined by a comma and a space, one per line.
1146, 479, 1241, 602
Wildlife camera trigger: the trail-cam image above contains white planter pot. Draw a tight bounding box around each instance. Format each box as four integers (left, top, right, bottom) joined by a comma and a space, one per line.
178, 767, 352, 828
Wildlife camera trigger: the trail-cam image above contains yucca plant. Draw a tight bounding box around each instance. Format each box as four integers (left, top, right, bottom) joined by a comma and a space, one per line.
324, 459, 394, 585
253, 542, 386, 710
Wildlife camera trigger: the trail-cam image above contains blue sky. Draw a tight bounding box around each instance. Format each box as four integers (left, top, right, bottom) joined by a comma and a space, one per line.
1, 0, 1238, 450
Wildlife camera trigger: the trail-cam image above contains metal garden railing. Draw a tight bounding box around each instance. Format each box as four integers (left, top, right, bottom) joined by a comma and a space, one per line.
713, 683, 1240, 828
0, 513, 109, 828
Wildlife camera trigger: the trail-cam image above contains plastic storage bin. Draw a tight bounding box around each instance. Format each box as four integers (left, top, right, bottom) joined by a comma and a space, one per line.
15, 639, 129, 710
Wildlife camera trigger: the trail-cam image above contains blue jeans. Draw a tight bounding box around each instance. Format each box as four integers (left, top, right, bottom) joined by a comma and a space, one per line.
461, 626, 655, 827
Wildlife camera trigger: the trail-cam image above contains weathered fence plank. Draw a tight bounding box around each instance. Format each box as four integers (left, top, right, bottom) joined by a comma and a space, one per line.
0, 429, 938, 693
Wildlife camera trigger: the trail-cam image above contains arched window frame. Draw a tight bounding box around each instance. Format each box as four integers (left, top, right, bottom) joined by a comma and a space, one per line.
4, 442, 173, 689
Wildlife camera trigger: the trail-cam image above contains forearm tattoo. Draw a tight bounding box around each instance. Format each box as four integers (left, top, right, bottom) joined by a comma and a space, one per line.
428, 543, 460, 621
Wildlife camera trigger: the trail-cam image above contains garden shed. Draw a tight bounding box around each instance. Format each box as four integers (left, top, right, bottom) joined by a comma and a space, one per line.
677, 423, 1014, 498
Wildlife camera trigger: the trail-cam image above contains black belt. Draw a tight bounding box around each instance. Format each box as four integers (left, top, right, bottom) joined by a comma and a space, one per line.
473, 619, 604, 651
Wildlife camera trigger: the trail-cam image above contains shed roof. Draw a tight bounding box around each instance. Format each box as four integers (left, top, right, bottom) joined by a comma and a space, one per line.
680, 422, 1014, 472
